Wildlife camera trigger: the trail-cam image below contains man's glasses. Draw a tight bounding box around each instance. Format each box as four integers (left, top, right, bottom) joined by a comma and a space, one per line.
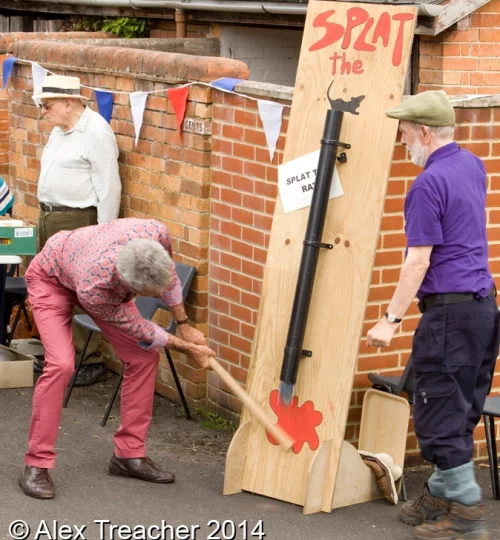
40, 100, 65, 111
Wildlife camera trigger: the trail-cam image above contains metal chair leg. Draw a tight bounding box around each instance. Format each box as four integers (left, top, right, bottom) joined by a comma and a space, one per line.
101, 365, 125, 427
63, 330, 93, 408
21, 302, 32, 332
165, 349, 192, 420
400, 471, 408, 502
6, 295, 26, 347
484, 414, 500, 500
490, 416, 500, 501
101, 350, 192, 426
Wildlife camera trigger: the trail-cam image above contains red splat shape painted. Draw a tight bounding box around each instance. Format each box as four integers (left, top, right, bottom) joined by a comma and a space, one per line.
266, 390, 323, 454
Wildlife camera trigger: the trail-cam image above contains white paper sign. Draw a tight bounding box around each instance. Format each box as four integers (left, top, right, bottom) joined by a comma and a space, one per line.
278, 150, 343, 213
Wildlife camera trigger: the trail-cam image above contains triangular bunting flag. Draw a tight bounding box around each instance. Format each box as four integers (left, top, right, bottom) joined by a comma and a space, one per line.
95, 90, 114, 123
31, 62, 48, 107
167, 85, 190, 132
257, 100, 284, 162
2, 56, 18, 91
211, 78, 244, 92
129, 91, 148, 144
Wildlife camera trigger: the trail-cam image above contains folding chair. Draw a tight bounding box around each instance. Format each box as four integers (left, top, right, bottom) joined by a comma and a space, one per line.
483, 396, 500, 500
367, 355, 415, 501
368, 355, 415, 404
63, 262, 196, 427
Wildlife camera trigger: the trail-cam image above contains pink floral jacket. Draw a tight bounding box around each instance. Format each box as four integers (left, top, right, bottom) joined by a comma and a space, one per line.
36, 218, 183, 348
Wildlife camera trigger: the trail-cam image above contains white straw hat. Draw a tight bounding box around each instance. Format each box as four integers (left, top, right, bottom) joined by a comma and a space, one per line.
33, 74, 89, 100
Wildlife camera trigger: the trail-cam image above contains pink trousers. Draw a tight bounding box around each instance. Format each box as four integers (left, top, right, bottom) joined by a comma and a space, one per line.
24, 259, 159, 468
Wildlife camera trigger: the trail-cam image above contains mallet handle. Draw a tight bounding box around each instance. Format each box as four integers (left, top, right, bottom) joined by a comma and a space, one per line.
208, 357, 293, 450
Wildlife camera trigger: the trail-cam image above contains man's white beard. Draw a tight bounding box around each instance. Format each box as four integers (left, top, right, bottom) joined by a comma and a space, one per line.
408, 140, 427, 168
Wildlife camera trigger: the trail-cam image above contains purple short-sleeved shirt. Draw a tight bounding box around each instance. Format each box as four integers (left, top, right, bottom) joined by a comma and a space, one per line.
404, 142, 493, 299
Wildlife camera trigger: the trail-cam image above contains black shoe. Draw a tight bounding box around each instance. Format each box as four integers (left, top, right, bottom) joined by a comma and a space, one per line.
74, 363, 106, 387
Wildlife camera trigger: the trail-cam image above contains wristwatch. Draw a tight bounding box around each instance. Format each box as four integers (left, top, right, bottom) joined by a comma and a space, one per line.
175, 316, 189, 325
384, 312, 402, 324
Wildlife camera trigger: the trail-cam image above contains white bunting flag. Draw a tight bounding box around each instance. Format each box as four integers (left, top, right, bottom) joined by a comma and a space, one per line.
129, 91, 148, 145
257, 100, 284, 162
31, 62, 48, 107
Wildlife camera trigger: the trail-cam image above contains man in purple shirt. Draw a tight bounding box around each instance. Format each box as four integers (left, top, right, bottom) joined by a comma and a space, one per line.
367, 91, 499, 540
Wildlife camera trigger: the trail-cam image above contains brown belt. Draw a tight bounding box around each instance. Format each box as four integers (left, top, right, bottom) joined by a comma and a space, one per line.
40, 203, 94, 212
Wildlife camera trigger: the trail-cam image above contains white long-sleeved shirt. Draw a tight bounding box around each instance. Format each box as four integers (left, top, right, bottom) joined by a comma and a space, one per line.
37, 106, 121, 223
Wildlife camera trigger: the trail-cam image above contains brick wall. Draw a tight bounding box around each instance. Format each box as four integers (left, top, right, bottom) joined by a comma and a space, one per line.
209, 83, 500, 461
0, 80, 7, 178
208, 85, 287, 417
1, 35, 248, 407
419, 0, 500, 93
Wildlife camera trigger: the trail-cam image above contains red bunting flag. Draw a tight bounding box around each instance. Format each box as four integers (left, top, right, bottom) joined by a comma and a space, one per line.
167, 85, 190, 132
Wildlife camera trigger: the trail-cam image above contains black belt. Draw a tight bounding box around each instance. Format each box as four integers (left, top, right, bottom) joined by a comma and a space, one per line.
418, 286, 497, 313
40, 203, 94, 212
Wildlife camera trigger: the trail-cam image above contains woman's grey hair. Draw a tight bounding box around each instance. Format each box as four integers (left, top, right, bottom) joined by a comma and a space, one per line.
117, 239, 174, 291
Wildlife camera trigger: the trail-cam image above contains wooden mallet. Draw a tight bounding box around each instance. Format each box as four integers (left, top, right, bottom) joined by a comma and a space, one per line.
208, 357, 294, 450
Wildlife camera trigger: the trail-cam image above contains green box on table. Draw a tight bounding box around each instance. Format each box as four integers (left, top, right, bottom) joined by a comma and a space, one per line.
0, 225, 37, 255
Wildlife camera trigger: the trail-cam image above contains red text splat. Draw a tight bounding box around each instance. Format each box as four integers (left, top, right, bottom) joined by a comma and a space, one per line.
309, 7, 415, 74
266, 390, 323, 454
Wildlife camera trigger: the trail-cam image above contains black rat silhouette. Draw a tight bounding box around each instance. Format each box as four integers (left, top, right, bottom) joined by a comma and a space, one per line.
327, 80, 365, 114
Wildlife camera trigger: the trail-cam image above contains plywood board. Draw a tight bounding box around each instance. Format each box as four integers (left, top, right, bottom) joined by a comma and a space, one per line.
304, 439, 380, 513
231, 1, 417, 512
223, 421, 251, 495
331, 441, 380, 509
304, 439, 332, 515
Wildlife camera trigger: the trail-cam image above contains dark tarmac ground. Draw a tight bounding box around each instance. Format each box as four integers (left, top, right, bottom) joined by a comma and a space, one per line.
0, 371, 499, 540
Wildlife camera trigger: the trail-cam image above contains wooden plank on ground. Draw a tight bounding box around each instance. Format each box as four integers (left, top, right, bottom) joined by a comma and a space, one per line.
227, 0, 417, 512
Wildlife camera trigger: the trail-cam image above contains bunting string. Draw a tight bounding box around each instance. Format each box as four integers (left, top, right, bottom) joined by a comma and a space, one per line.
1, 56, 288, 161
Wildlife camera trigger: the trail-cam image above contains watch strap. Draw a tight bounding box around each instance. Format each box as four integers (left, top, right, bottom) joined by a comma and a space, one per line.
175, 316, 189, 325
384, 312, 402, 324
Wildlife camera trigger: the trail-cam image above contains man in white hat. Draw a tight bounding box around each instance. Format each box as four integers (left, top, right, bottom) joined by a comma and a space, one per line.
34, 74, 122, 386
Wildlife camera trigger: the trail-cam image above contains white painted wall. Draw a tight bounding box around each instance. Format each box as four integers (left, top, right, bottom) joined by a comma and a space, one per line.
219, 26, 302, 87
